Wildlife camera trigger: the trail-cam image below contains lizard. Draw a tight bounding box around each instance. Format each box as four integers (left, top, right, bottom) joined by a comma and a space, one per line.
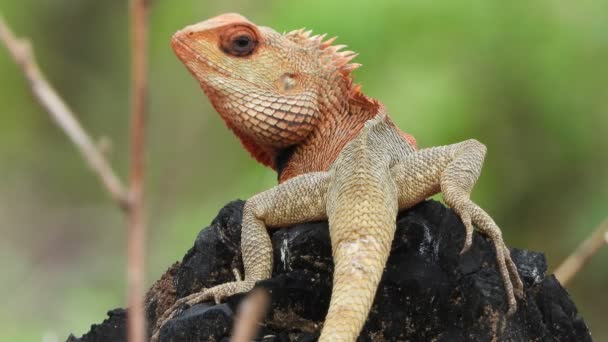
152, 13, 524, 341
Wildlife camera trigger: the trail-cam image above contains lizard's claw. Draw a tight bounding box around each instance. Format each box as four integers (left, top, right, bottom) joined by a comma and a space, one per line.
151, 280, 257, 342
490, 239, 525, 316
183, 288, 221, 306
233, 268, 243, 282
452, 200, 525, 316
458, 210, 474, 255
150, 290, 207, 342
451, 201, 475, 255
503, 244, 525, 299
489, 239, 524, 316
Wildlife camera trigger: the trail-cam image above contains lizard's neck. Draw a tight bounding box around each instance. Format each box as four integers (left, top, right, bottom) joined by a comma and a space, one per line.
276, 99, 381, 183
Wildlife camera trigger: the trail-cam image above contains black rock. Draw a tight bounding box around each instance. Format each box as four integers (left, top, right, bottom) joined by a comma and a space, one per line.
173, 200, 245, 298
68, 200, 592, 342
158, 304, 234, 342
66, 308, 127, 342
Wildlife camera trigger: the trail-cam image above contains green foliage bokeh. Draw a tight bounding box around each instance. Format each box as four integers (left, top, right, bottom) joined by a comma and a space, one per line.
0, 0, 606, 340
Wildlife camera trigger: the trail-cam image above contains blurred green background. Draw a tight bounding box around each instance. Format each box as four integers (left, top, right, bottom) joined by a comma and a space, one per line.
0, 0, 606, 341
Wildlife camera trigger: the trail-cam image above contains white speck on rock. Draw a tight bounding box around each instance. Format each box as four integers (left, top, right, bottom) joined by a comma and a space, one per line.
281, 238, 291, 271
531, 266, 542, 283
419, 223, 433, 255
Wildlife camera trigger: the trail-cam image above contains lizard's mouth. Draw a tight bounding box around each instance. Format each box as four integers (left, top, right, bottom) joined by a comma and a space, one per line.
171, 35, 232, 79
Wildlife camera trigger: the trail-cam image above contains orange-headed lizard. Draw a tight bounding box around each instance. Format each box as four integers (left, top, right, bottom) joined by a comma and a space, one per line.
152, 13, 524, 341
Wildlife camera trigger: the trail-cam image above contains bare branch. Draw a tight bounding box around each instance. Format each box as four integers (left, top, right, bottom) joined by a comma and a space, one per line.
231, 288, 271, 342
0, 15, 128, 209
554, 218, 608, 286
1, 11, 152, 341
127, 0, 149, 341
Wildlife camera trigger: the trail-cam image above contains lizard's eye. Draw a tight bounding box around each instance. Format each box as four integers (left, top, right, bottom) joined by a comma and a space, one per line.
221, 27, 258, 57
234, 36, 253, 50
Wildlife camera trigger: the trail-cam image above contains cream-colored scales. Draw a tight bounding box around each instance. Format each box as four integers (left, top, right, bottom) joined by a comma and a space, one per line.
152, 116, 522, 341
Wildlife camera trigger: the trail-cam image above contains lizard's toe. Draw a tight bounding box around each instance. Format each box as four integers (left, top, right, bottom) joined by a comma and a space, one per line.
459, 217, 474, 255
453, 204, 474, 255
512, 274, 525, 299
501, 273, 519, 317
504, 248, 525, 299
507, 301, 517, 316
232, 268, 243, 281
184, 290, 212, 306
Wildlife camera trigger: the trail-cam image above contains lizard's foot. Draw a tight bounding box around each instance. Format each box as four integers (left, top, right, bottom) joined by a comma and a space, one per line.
453, 201, 525, 316
150, 273, 256, 342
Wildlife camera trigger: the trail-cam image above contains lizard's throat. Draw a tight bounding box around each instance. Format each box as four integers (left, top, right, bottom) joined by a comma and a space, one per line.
276, 103, 379, 183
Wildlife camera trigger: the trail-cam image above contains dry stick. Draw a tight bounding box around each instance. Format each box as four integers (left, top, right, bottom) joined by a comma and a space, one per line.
554, 218, 608, 286
231, 289, 271, 342
0, 15, 128, 209
127, 0, 149, 342
1, 12, 150, 341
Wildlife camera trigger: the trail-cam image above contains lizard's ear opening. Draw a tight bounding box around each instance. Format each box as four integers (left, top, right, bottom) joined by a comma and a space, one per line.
219, 25, 259, 57
275, 73, 300, 92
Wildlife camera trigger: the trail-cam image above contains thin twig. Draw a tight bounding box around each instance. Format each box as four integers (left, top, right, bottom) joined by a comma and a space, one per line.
127, 0, 149, 341
0, 15, 128, 209
231, 289, 271, 342
554, 218, 608, 286
1, 11, 151, 341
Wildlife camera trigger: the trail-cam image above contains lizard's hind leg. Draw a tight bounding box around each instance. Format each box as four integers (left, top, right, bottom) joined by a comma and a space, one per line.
151, 172, 331, 341
390, 139, 524, 316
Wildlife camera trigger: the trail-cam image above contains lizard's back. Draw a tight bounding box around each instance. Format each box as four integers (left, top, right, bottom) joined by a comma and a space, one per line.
322, 114, 411, 340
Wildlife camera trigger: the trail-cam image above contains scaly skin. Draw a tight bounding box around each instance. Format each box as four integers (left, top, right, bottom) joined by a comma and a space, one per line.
151, 13, 524, 341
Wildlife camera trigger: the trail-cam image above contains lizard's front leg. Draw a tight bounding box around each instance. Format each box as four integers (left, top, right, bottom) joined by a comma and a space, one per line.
390, 139, 524, 315
151, 172, 330, 341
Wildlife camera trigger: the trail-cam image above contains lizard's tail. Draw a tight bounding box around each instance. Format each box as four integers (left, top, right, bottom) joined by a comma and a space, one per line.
319, 227, 396, 341
321, 129, 398, 341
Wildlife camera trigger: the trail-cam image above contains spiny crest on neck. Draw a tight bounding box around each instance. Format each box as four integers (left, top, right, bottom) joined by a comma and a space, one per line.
284, 28, 379, 111
285, 28, 361, 76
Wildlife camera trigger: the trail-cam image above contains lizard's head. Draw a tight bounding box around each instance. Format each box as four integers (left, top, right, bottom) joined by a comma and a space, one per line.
171, 13, 366, 168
